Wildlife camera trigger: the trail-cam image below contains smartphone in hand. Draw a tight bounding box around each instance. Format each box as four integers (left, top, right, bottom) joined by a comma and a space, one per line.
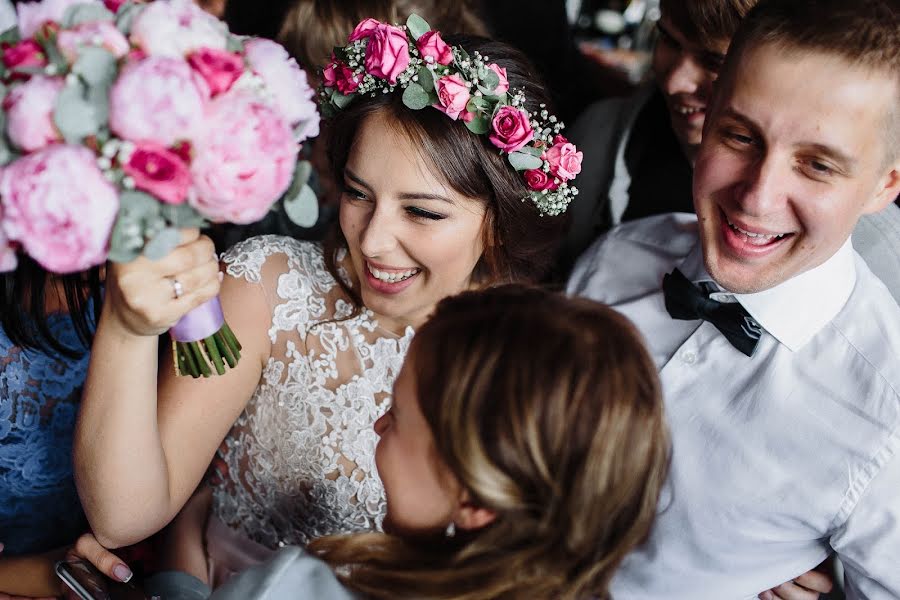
55, 559, 146, 600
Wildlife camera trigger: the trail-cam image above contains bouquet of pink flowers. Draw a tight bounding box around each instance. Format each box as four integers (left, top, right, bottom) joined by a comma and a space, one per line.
0, 0, 320, 377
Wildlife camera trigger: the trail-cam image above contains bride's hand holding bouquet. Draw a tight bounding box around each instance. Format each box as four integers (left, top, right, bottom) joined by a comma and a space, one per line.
0, 0, 320, 376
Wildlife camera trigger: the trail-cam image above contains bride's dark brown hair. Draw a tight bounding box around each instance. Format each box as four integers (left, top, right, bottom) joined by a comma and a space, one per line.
311, 285, 671, 599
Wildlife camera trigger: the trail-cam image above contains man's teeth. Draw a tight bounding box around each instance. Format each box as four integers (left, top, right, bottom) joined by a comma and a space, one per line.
726, 218, 786, 241
676, 106, 703, 115
367, 264, 420, 283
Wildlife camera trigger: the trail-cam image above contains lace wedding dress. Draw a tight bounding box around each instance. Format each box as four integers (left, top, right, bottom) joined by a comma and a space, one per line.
207, 235, 413, 580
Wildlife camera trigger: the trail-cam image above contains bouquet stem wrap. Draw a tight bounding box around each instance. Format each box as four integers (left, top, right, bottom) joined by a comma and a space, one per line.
170, 296, 242, 377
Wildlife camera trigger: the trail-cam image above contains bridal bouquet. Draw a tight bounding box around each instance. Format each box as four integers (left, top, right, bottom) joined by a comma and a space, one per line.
0, 0, 320, 377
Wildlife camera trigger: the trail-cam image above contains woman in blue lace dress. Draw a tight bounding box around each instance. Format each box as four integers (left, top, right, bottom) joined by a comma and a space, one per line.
0, 258, 102, 598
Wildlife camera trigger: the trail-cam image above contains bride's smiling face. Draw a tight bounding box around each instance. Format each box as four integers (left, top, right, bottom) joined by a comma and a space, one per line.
339, 111, 488, 331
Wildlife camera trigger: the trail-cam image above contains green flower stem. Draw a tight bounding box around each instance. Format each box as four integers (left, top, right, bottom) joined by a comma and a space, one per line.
174, 324, 243, 378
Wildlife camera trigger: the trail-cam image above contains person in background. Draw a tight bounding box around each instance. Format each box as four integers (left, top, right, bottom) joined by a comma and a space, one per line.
569, 0, 900, 596
0, 260, 103, 598
70, 284, 673, 600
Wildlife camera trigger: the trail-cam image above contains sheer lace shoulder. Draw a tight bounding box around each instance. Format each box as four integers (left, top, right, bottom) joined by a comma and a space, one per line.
212, 236, 413, 550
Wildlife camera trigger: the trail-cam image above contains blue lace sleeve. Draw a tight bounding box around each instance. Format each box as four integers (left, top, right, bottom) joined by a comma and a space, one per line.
0, 309, 93, 555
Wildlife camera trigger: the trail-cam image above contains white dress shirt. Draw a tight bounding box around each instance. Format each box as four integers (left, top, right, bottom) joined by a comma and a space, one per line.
568, 214, 900, 600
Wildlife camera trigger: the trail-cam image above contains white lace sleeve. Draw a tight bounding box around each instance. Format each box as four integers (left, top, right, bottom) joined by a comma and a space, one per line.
211, 236, 413, 550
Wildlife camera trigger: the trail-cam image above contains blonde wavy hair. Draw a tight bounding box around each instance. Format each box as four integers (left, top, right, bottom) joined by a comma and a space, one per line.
310, 285, 671, 600
277, 0, 486, 72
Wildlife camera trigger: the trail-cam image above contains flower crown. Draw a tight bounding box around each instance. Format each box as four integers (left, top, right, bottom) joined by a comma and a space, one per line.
320, 15, 581, 217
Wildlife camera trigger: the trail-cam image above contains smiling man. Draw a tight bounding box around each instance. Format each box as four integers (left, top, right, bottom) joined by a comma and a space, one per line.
569, 0, 900, 597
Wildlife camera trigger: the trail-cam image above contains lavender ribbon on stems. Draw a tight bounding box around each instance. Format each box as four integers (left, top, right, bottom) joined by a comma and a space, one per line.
170, 296, 242, 377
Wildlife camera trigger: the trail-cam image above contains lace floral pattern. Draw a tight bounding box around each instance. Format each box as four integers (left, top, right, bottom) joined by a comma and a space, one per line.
0, 309, 92, 555
213, 236, 413, 548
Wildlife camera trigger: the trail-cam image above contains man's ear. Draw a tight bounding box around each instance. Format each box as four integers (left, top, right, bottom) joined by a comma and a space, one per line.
453, 491, 497, 532
865, 162, 900, 214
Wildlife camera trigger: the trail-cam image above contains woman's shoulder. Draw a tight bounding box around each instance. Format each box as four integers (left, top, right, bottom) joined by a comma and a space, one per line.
210, 546, 358, 600
221, 235, 333, 286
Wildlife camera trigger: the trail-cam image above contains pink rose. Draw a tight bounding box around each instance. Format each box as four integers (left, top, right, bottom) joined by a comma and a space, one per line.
244, 39, 319, 140
122, 142, 193, 205
524, 168, 558, 192
432, 74, 470, 121
190, 92, 298, 223
364, 23, 409, 85
103, 0, 129, 12
348, 18, 380, 42
416, 30, 452, 65
543, 136, 583, 181
57, 21, 130, 63
487, 63, 509, 94
130, 0, 227, 58
0, 145, 118, 273
323, 60, 360, 95
16, 0, 103, 38
2, 40, 48, 72
187, 47, 244, 96
4, 75, 64, 152
109, 56, 210, 147
489, 105, 534, 153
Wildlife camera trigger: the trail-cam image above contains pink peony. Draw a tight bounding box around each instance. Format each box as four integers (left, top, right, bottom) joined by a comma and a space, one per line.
122, 142, 192, 205
56, 20, 130, 63
109, 56, 210, 147
432, 74, 470, 121
187, 47, 244, 96
244, 39, 319, 140
130, 0, 227, 58
16, 0, 103, 38
416, 30, 452, 66
0, 145, 118, 273
543, 135, 582, 181
487, 63, 509, 94
190, 92, 298, 224
489, 106, 534, 153
4, 75, 64, 152
524, 168, 558, 192
364, 23, 409, 85
348, 18, 380, 42
2, 40, 48, 72
323, 60, 360, 95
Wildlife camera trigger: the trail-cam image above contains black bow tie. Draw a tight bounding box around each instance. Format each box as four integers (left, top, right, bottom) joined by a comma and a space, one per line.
662, 268, 763, 357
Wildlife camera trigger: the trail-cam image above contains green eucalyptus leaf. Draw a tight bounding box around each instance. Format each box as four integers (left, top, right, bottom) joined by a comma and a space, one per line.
53, 82, 102, 143
108, 220, 143, 263
406, 14, 431, 41
517, 145, 544, 158
294, 160, 313, 187
283, 184, 319, 227
115, 2, 147, 34
0, 113, 16, 167
464, 114, 490, 135
401, 82, 429, 110
0, 26, 20, 45
465, 96, 491, 114
417, 66, 434, 93
507, 151, 543, 171
454, 47, 471, 68
482, 69, 500, 92
72, 46, 117, 88
426, 90, 439, 106
119, 190, 162, 220
332, 92, 353, 109
160, 203, 208, 229
226, 34, 245, 53
63, 3, 115, 28
143, 227, 181, 261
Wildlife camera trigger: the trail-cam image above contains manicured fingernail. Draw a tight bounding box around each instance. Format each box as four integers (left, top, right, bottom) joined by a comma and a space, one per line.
113, 563, 133, 582
218, 271, 224, 282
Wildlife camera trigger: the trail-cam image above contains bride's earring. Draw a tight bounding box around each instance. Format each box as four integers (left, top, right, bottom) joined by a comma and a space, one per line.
445, 521, 456, 538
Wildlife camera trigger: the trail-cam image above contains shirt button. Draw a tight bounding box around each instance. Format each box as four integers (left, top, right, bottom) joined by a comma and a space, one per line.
681, 350, 697, 365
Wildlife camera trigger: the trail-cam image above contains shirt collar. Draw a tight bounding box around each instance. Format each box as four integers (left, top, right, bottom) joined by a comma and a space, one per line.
678, 238, 857, 352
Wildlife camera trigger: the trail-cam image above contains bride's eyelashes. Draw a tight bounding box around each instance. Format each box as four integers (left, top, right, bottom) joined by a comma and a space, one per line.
405, 206, 446, 221
341, 183, 369, 201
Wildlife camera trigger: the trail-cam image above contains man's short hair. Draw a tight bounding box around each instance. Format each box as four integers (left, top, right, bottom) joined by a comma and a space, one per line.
659, 0, 758, 50
722, 0, 900, 163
